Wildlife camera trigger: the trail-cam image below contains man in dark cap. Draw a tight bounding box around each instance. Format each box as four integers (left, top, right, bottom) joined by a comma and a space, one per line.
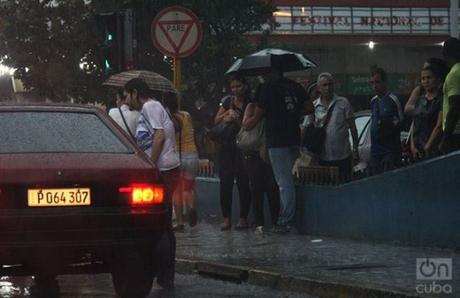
439, 37, 460, 153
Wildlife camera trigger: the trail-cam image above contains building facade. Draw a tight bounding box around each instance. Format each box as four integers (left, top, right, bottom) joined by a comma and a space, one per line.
253, 0, 458, 106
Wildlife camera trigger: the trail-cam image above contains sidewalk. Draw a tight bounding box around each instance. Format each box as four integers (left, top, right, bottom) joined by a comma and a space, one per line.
175, 222, 459, 298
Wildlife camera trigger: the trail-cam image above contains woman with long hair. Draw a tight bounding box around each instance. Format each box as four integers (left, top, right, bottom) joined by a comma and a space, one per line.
214, 75, 251, 230
240, 89, 280, 231
409, 66, 443, 160
162, 93, 199, 231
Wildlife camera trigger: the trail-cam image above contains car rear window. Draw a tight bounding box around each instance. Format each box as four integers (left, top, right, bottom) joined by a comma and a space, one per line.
0, 111, 133, 153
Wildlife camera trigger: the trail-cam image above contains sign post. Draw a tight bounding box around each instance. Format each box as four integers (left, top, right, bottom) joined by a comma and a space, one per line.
173, 58, 181, 92
151, 6, 202, 107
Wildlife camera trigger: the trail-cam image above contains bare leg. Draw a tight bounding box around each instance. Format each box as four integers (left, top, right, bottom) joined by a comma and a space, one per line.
172, 186, 185, 231
183, 189, 198, 226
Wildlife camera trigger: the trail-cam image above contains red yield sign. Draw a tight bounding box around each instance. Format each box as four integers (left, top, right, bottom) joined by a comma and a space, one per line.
151, 6, 202, 58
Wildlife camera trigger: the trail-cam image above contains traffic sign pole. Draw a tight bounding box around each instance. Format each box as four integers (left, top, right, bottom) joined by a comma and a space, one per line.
173, 57, 181, 109
151, 6, 202, 109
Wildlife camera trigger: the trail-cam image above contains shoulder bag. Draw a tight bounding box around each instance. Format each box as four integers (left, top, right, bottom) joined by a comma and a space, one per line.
236, 119, 265, 151
303, 101, 336, 155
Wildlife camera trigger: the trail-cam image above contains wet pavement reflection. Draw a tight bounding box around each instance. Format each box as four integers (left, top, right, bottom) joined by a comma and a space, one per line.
0, 276, 32, 297
176, 222, 460, 296
0, 273, 311, 297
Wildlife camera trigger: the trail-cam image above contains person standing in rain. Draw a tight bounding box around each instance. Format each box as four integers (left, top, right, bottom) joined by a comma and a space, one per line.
407, 66, 443, 160
313, 73, 359, 182
108, 88, 141, 137
439, 37, 460, 154
214, 75, 252, 231
251, 67, 313, 234
124, 78, 179, 289
369, 68, 404, 174
162, 93, 199, 231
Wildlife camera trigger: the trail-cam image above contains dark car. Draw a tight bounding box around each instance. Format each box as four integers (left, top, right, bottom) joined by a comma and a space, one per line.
0, 104, 173, 297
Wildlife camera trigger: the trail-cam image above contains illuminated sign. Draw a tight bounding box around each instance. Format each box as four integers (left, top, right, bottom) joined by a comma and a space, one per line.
273, 6, 453, 34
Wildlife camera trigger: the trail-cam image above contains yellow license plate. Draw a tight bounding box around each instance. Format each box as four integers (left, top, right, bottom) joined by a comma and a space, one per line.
28, 188, 91, 207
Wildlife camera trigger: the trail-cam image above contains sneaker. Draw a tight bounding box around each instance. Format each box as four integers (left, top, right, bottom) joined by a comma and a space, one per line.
188, 208, 198, 227
254, 226, 264, 234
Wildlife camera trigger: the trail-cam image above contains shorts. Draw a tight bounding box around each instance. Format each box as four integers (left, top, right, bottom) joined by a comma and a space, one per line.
179, 152, 198, 190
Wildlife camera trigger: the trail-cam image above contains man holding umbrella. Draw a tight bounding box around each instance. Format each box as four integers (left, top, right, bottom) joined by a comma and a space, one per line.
227, 49, 316, 234
253, 67, 313, 234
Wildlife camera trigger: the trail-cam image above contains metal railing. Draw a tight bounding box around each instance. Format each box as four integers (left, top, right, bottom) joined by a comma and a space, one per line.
295, 166, 340, 185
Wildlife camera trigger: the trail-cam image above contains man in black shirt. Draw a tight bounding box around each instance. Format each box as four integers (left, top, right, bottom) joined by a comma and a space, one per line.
253, 68, 313, 233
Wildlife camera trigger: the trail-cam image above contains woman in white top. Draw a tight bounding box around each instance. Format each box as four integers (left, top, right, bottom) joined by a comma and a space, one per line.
108, 89, 141, 137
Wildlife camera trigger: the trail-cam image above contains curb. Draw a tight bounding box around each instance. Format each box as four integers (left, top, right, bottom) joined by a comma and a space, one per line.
175, 258, 420, 298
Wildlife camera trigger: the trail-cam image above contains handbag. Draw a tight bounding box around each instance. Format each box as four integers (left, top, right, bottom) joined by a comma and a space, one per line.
208, 96, 241, 144
303, 101, 336, 155
236, 120, 265, 151
208, 121, 240, 144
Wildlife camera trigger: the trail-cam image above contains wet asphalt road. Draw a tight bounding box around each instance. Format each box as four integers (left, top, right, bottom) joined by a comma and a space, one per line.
0, 273, 314, 297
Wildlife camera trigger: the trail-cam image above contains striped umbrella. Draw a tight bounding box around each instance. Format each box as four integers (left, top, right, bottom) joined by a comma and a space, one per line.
103, 70, 179, 94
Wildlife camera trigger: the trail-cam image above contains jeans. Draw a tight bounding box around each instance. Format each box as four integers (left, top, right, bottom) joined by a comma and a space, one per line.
268, 147, 299, 226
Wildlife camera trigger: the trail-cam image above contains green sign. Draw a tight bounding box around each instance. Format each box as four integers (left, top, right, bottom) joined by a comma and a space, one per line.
333, 73, 417, 96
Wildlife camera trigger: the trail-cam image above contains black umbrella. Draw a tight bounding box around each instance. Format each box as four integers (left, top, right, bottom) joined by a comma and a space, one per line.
225, 48, 317, 76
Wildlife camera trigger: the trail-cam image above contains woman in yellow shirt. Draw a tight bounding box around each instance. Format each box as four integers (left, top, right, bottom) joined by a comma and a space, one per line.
163, 94, 199, 231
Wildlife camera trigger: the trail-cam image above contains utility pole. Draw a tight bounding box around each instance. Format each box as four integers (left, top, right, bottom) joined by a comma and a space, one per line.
450, 0, 459, 37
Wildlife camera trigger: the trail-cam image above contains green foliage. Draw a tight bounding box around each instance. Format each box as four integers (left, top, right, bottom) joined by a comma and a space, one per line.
0, 0, 274, 106
0, 0, 107, 102
175, 0, 275, 103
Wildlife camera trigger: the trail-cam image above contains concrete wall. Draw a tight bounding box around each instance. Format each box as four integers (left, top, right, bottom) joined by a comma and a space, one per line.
297, 152, 460, 249
196, 151, 460, 249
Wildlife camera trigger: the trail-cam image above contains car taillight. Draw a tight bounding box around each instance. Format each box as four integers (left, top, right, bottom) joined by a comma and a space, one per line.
119, 184, 164, 206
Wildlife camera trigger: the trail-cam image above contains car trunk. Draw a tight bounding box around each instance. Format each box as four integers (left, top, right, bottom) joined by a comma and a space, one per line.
0, 153, 161, 207
0, 153, 167, 250
0, 153, 158, 183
